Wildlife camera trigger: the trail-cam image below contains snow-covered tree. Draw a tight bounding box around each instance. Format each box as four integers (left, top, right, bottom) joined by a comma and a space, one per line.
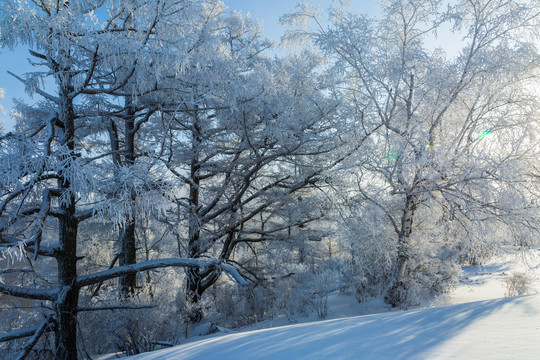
151, 8, 344, 322
285, 0, 540, 307
0, 1, 246, 358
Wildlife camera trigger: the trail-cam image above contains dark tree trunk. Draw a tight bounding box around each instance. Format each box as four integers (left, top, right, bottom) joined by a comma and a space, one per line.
184, 269, 203, 323
184, 119, 207, 323
55, 201, 79, 360
119, 99, 138, 296
119, 218, 137, 295
185, 123, 202, 323
54, 91, 80, 360
185, 267, 220, 323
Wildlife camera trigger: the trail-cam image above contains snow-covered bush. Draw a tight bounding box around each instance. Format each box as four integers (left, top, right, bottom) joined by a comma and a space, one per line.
200, 248, 349, 326
335, 202, 396, 303
348, 238, 395, 303
504, 272, 535, 297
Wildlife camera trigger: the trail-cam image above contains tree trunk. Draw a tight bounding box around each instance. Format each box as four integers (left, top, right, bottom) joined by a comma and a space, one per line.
119, 99, 137, 296
119, 218, 137, 295
55, 201, 79, 360
185, 119, 202, 322
184, 269, 203, 323
55, 90, 80, 360
384, 193, 417, 308
184, 267, 220, 324
184, 118, 213, 323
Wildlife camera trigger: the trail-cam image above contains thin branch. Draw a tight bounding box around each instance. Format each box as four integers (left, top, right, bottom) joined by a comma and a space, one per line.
77, 304, 157, 312
15, 318, 55, 360
7, 71, 60, 103
88, 253, 119, 300
0, 326, 43, 342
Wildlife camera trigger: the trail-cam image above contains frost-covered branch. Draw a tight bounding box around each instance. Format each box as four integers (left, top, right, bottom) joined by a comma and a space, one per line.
0, 321, 54, 343
77, 304, 157, 312
7, 71, 60, 104
0, 283, 57, 301
0, 235, 60, 257
75, 258, 248, 288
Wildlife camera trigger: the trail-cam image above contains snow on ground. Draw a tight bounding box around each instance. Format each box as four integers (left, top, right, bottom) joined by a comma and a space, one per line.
121, 248, 540, 360
450, 248, 540, 304
127, 295, 540, 360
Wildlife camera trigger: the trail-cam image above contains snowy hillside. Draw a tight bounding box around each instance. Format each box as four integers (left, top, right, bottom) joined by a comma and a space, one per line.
122, 250, 540, 360
126, 295, 540, 360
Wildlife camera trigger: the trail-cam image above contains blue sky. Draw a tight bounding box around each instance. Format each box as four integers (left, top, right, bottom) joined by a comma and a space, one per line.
0, 1, 380, 130
225, 1, 380, 42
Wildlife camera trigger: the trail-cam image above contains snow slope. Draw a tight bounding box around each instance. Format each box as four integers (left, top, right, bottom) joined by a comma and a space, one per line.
123, 250, 540, 360
127, 295, 540, 360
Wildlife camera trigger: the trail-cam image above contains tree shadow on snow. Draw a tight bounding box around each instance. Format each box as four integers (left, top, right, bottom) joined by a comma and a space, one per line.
129, 296, 534, 360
